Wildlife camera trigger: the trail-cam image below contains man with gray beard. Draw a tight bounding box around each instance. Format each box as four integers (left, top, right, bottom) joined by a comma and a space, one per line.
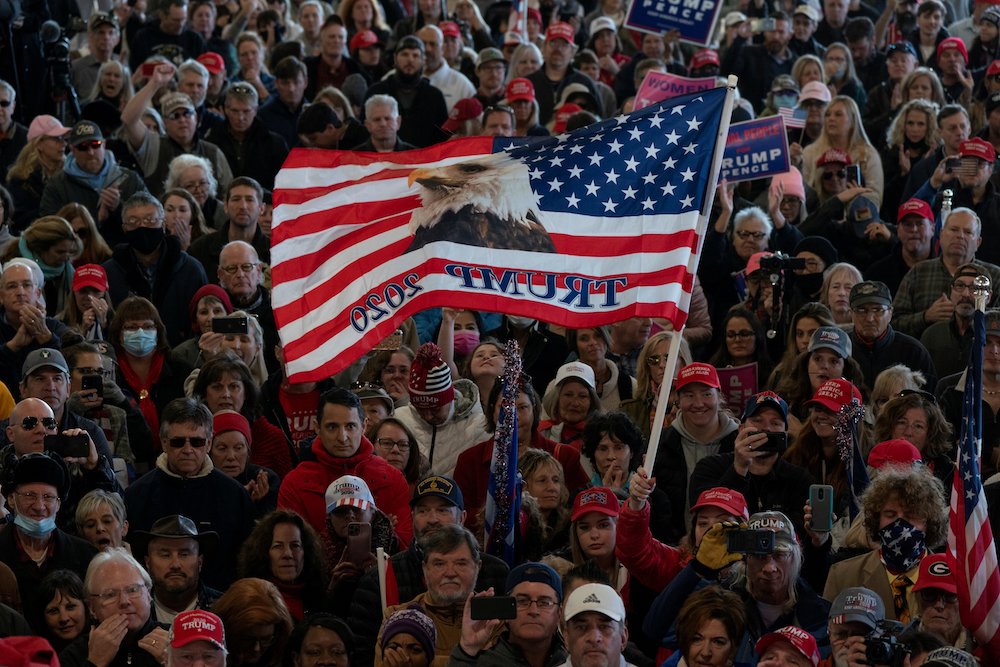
376, 525, 492, 664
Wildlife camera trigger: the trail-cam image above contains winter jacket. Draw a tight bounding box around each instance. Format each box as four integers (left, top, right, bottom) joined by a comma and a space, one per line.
615, 500, 689, 592
38, 155, 147, 247
453, 431, 590, 536
123, 453, 256, 589
393, 379, 490, 477
652, 413, 739, 542
849, 326, 937, 390
688, 453, 815, 536
204, 119, 288, 191
448, 633, 568, 667
0, 524, 97, 630
348, 539, 509, 667
377, 592, 500, 667
278, 437, 414, 546
365, 75, 449, 148
0, 308, 71, 395
60, 615, 165, 667
102, 235, 208, 346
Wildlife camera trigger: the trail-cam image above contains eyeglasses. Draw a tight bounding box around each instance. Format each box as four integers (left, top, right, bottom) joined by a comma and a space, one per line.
73, 366, 114, 379
91, 583, 148, 605
801, 258, 824, 271
350, 381, 384, 392
952, 280, 981, 293
919, 589, 958, 605
220, 263, 258, 275
123, 215, 163, 230
853, 306, 889, 317
376, 438, 410, 451
167, 108, 196, 120
726, 330, 755, 340
646, 354, 667, 366
20, 416, 58, 431
514, 595, 559, 610
990, 74, 1000, 83
74, 140, 103, 152
735, 230, 767, 240
822, 169, 847, 180
0, 99, 11, 108
15, 490, 59, 505
182, 179, 210, 191
167, 436, 209, 448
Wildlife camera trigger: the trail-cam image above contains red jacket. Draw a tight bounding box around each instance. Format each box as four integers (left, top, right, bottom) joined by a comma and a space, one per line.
453, 431, 591, 533
614, 500, 689, 592
278, 437, 413, 546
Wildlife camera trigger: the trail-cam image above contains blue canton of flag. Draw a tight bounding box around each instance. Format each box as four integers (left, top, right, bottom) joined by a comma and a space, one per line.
497, 86, 727, 219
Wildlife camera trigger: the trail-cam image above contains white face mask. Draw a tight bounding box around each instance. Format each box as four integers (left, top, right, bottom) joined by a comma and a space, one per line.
507, 316, 536, 329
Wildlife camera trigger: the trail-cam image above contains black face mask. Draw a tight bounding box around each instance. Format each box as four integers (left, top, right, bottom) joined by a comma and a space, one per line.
796, 271, 824, 297
896, 13, 917, 35
126, 226, 165, 254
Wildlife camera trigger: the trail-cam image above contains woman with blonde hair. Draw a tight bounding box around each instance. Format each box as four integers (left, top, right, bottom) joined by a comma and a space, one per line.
56, 203, 113, 266
212, 578, 294, 666
6, 116, 70, 231
869, 364, 926, 420
506, 42, 544, 83
900, 66, 948, 108
801, 95, 885, 205
81, 60, 135, 136
1, 215, 82, 317
819, 262, 863, 325
880, 98, 939, 219
791, 53, 824, 88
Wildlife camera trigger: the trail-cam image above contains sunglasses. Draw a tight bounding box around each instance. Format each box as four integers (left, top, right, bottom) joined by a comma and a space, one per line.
897, 388, 938, 404
822, 169, 847, 180
919, 589, 958, 605
21, 416, 58, 431
166, 436, 208, 448
0, 100, 11, 108
74, 140, 103, 152
167, 109, 195, 121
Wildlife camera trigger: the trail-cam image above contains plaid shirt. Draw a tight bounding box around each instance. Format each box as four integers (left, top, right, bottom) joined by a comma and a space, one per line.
891, 257, 1000, 337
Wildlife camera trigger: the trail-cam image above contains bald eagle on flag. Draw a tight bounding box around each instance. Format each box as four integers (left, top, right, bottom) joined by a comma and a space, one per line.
405, 154, 557, 253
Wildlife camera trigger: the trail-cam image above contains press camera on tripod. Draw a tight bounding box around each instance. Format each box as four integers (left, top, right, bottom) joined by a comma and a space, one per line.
757, 252, 806, 340
41, 17, 87, 125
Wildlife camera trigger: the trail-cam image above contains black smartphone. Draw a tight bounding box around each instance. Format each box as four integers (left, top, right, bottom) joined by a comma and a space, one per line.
44, 434, 90, 458
212, 316, 250, 335
81, 374, 103, 395
846, 164, 863, 186
945, 157, 962, 173
470, 596, 518, 620
345, 522, 372, 566
809, 484, 834, 533
754, 431, 788, 454
726, 529, 775, 555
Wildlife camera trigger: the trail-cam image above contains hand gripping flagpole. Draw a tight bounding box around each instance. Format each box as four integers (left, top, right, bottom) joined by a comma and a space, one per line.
974, 274, 991, 461
643, 76, 739, 473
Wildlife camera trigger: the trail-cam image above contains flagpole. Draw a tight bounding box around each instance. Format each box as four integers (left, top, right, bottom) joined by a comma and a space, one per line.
974, 274, 990, 461
642, 76, 738, 472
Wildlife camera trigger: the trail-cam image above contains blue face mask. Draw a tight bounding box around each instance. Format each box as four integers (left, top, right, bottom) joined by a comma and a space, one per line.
774, 93, 798, 109
122, 328, 157, 357
14, 513, 58, 539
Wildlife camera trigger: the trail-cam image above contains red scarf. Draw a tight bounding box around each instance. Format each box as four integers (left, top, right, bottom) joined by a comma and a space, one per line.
118, 349, 165, 450
538, 419, 587, 449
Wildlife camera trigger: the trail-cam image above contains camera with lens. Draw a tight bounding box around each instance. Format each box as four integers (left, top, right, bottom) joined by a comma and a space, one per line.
758, 252, 807, 273
864, 621, 908, 667
41, 18, 86, 122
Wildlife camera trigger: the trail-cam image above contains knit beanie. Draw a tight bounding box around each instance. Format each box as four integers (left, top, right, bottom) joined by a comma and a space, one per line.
408, 343, 454, 409
212, 409, 252, 447
793, 236, 838, 267
381, 608, 436, 659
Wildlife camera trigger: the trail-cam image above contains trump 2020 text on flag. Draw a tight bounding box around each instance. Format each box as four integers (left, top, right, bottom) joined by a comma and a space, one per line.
271, 86, 733, 383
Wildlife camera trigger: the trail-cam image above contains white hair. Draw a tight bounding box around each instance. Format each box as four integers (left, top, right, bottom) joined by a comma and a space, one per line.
4, 258, 44, 289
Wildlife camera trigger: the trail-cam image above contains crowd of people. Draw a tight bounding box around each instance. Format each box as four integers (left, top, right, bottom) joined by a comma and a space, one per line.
2, 0, 1000, 664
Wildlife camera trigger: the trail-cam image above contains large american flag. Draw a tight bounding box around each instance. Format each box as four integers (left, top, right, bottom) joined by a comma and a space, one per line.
271, 87, 732, 382
948, 309, 1000, 657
